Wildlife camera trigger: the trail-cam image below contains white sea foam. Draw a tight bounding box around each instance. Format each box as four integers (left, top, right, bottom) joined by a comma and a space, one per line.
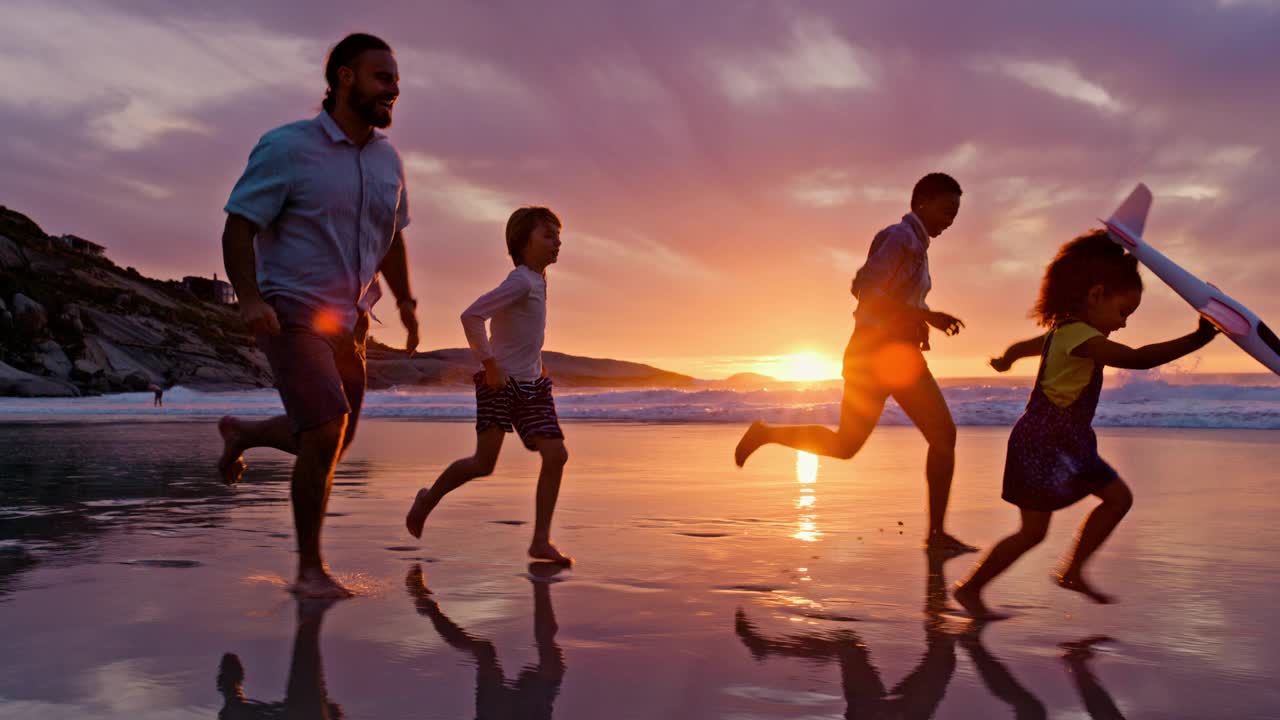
2, 375, 1277, 429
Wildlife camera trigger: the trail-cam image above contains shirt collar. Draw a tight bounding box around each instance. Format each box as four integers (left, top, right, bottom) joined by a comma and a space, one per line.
315, 111, 385, 146
904, 212, 931, 249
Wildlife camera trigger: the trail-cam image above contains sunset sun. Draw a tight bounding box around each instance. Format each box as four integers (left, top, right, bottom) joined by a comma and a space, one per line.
772, 352, 841, 382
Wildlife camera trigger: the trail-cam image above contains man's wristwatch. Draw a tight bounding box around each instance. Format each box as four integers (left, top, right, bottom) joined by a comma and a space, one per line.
397, 297, 418, 312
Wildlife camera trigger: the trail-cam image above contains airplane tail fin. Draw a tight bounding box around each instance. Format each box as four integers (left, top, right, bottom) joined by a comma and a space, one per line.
1107, 183, 1152, 239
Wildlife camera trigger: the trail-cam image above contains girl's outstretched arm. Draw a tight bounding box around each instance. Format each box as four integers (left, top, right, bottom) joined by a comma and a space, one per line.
1074, 317, 1218, 370
990, 333, 1049, 372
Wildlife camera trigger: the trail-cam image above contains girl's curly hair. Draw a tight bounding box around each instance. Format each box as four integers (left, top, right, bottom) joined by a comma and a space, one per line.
1032, 229, 1142, 327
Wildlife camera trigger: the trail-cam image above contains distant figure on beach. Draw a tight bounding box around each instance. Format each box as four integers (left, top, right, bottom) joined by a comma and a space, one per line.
405, 563, 566, 719
954, 231, 1217, 620
216, 599, 345, 719
406, 208, 571, 565
150, 384, 163, 407
734, 173, 975, 555
215, 33, 418, 599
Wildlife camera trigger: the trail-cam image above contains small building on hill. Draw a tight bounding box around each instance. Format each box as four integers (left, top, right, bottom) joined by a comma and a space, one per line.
182, 275, 236, 304
53, 234, 106, 257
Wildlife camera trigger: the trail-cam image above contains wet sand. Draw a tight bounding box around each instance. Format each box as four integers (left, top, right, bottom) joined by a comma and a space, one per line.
1, 419, 1278, 718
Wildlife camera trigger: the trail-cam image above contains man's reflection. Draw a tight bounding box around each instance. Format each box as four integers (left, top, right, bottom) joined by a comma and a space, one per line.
405, 562, 566, 720
217, 598, 344, 719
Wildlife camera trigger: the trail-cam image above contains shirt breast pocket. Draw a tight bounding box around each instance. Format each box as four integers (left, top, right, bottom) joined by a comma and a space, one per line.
368, 179, 403, 234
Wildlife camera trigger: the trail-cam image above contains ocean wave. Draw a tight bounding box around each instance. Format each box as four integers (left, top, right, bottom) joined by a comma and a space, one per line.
1, 379, 1278, 429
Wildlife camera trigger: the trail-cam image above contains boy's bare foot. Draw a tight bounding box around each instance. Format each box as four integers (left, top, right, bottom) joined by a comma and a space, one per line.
1054, 571, 1115, 604
405, 487, 439, 539
1059, 634, 1114, 660
527, 561, 570, 582
289, 568, 355, 600
528, 540, 573, 566
405, 562, 430, 596
217, 416, 247, 486
925, 531, 979, 557
952, 581, 1010, 621
734, 420, 767, 467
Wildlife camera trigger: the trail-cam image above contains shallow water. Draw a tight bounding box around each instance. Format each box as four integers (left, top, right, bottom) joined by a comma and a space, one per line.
1, 420, 1278, 718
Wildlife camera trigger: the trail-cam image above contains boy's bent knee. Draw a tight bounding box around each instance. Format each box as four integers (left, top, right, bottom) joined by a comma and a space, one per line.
540, 443, 568, 467
831, 432, 867, 459
928, 422, 957, 452
832, 443, 860, 460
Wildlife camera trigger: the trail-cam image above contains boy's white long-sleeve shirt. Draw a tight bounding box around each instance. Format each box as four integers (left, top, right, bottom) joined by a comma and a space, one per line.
460, 266, 547, 382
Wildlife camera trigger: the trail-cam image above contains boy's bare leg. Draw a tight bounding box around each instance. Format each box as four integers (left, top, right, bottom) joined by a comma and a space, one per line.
1057, 479, 1132, 604
290, 415, 352, 599
893, 370, 975, 555
953, 510, 1051, 620
406, 428, 504, 538
528, 436, 571, 564
735, 377, 886, 466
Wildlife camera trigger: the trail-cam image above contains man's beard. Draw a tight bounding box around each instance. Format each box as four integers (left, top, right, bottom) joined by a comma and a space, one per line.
348, 86, 393, 129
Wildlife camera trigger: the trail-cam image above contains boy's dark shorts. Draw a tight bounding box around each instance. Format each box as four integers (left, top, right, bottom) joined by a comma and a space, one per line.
473, 371, 564, 450
257, 296, 367, 435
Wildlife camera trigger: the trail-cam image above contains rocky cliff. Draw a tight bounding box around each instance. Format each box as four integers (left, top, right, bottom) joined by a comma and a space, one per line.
0, 206, 693, 397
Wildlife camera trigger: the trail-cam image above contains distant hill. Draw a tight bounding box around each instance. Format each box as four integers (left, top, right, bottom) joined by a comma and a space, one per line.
0, 205, 694, 396
712, 372, 781, 389
366, 344, 694, 388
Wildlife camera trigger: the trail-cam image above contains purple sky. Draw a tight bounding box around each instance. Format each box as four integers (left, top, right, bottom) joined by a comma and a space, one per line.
3, 0, 1278, 377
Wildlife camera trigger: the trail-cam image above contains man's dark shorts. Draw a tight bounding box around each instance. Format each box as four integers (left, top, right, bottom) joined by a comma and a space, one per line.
258, 296, 367, 434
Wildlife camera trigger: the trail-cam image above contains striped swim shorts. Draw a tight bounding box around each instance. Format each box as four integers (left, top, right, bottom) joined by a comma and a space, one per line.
473, 371, 565, 450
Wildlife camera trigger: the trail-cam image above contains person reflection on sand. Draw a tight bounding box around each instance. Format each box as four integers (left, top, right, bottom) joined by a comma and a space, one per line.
1060, 636, 1126, 720
734, 549, 1128, 718
958, 622, 1047, 719
959, 628, 1127, 719
734, 552, 959, 718
405, 562, 566, 720
216, 598, 344, 719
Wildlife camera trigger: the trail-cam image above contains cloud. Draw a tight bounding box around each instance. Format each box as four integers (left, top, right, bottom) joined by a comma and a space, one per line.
403, 152, 516, 225
111, 176, 174, 200
398, 48, 531, 101
2, 1, 1278, 373
981, 58, 1124, 114
0, 1, 315, 151
575, 232, 718, 281
711, 16, 874, 104
786, 170, 895, 208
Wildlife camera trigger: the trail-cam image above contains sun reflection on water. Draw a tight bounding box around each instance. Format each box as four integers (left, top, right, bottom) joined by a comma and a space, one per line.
792, 451, 822, 542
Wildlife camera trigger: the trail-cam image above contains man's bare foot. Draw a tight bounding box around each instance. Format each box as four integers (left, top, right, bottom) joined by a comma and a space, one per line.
734, 420, 768, 467
925, 531, 979, 557
528, 540, 573, 566
289, 568, 355, 600
1054, 571, 1115, 604
217, 416, 248, 486
952, 581, 1010, 621
405, 487, 439, 539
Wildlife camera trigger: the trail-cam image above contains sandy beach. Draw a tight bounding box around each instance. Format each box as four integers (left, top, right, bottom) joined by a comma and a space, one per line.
1, 418, 1277, 718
